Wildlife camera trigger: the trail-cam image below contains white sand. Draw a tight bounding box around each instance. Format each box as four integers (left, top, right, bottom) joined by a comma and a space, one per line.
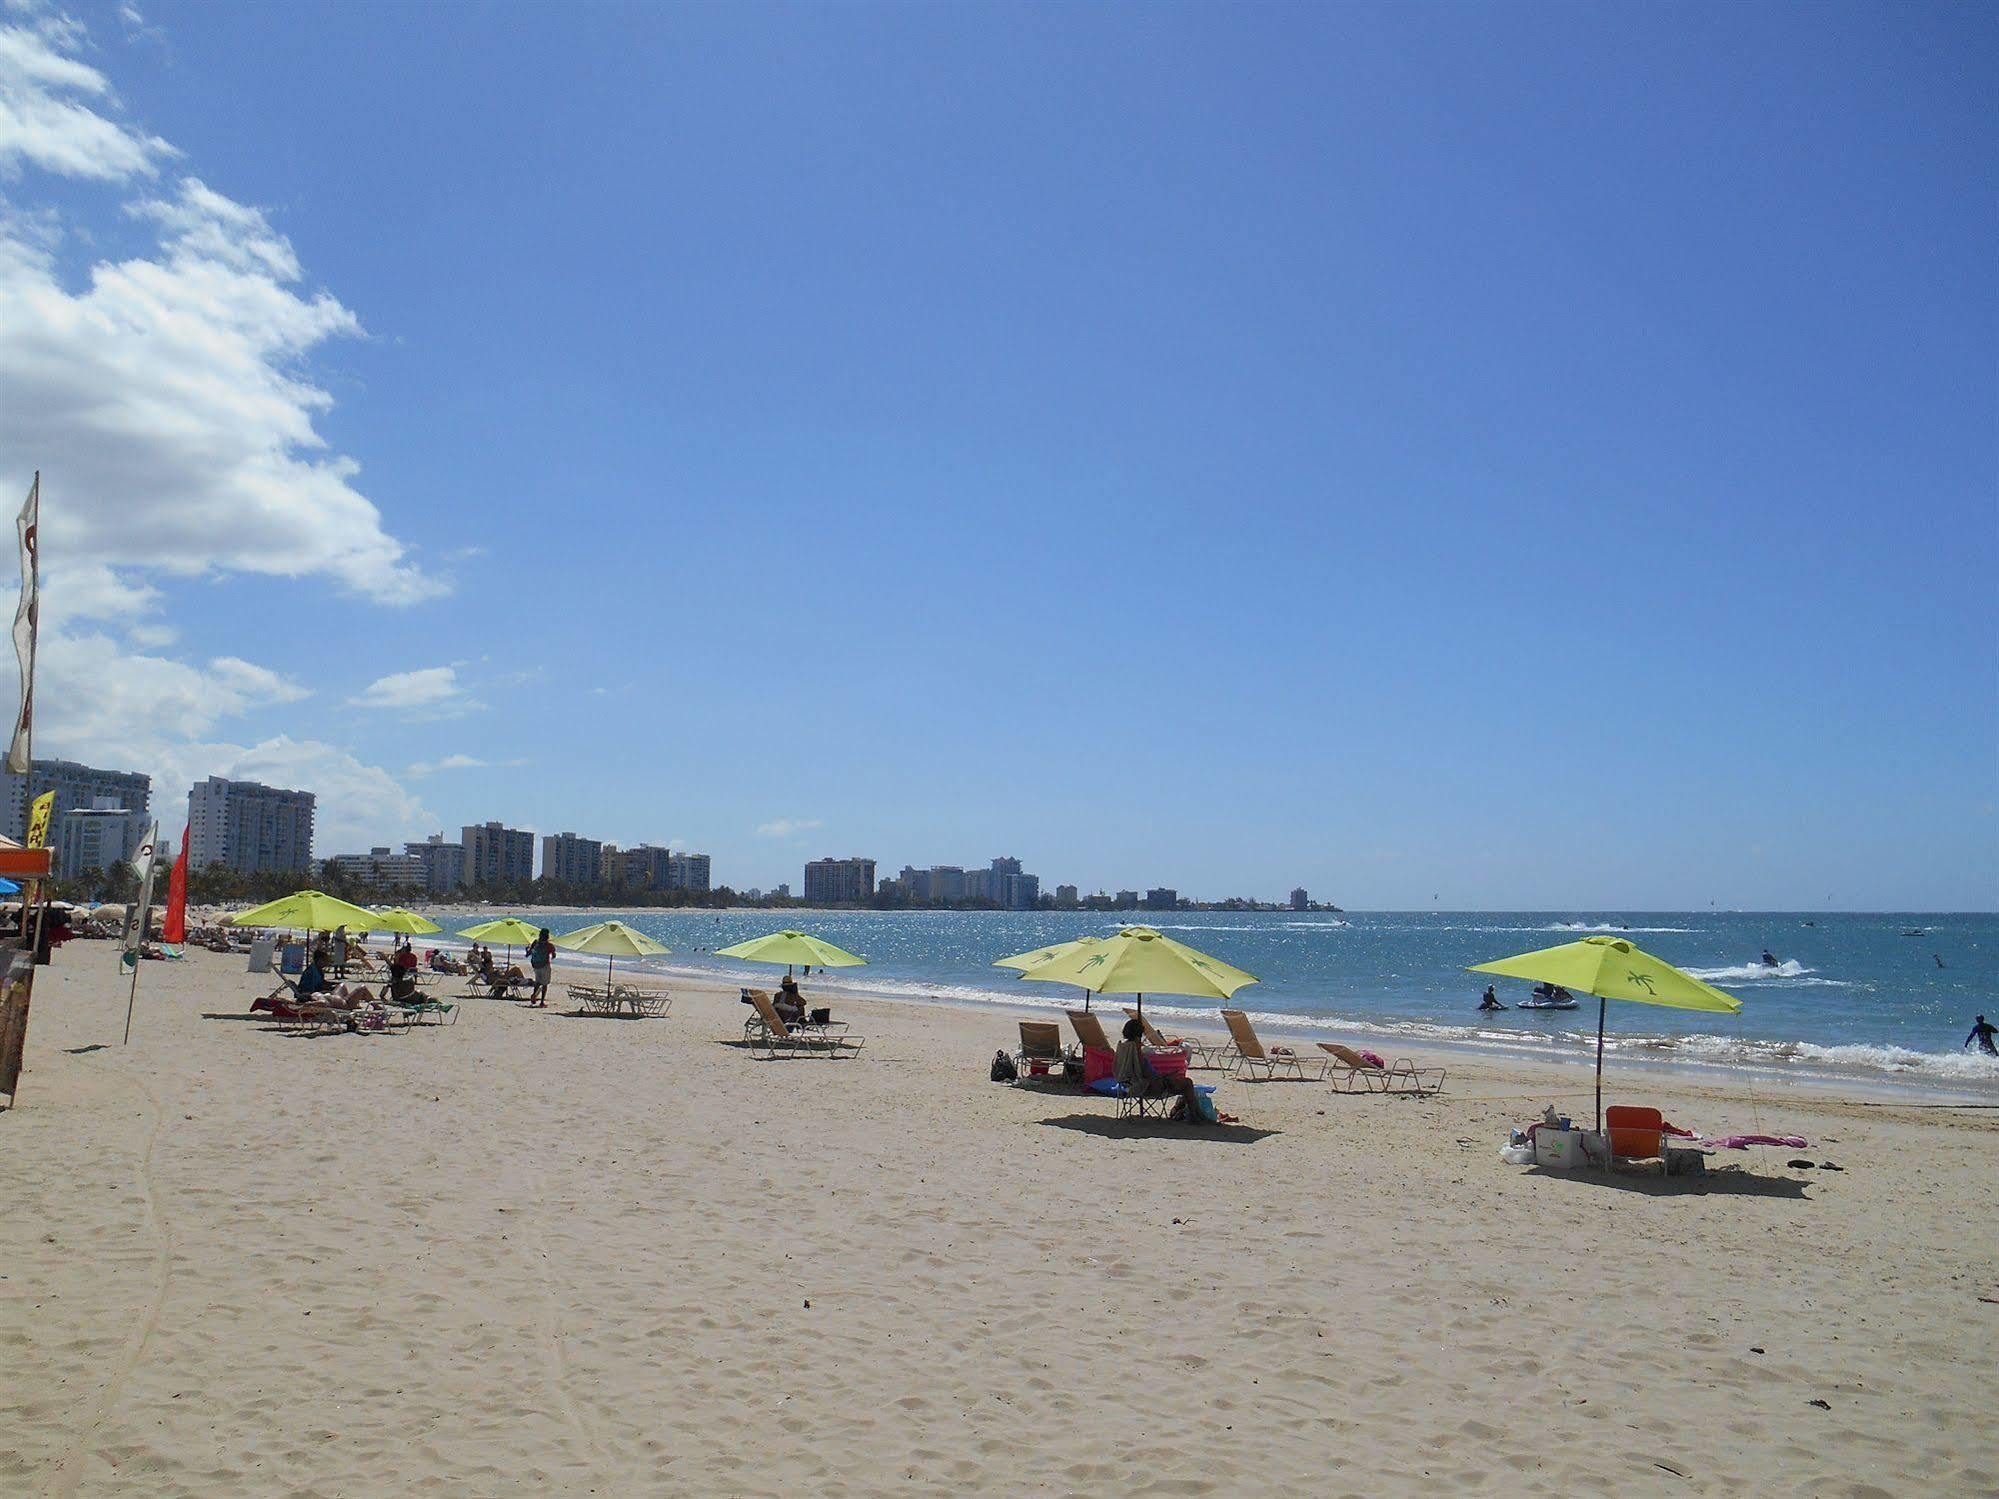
4, 945, 1995, 1496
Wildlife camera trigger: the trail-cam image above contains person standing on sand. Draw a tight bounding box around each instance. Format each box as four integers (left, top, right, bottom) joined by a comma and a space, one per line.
1964, 1015, 1998, 1057
527, 928, 555, 1007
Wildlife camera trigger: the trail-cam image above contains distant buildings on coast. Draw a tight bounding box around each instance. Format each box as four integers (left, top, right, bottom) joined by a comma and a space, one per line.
18, 756, 1332, 911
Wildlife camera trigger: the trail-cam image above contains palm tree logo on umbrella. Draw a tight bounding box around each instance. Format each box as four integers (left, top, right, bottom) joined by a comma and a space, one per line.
1626, 971, 1656, 994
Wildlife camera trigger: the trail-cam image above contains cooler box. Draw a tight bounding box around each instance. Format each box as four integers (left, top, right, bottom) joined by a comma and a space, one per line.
1534, 1128, 1585, 1169
1146, 1049, 1189, 1079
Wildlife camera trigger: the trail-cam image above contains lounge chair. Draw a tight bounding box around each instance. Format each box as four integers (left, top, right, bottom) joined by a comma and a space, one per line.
387, 996, 459, 1026
1014, 1020, 1073, 1081
744, 989, 863, 1059
1123, 1007, 1228, 1070
1067, 1008, 1118, 1059
1317, 1042, 1445, 1096
1219, 1010, 1320, 1080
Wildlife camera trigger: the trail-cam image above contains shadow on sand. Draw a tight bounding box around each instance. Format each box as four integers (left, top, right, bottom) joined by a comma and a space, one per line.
1525, 1164, 1811, 1199
1039, 1113, 1279, 1144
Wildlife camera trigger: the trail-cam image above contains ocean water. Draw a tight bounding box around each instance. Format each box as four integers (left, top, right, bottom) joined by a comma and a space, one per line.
518, 909, 1998, 1093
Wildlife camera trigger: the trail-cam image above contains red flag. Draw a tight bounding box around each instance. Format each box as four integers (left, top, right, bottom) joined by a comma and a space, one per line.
161, 824, 189, 947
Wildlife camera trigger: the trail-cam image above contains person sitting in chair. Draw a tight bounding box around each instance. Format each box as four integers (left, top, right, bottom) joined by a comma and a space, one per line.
775, 973, 807, 1026
1115, 1017, 1202, 1117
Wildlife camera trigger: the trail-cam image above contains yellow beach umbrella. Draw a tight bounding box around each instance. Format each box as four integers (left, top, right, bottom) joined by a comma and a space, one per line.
993, 935, 1104, 972
1469, 935, 1743, 1130
229, 890, 381, 936
1014, 925, 1258, 1014
553, 919, 670, 984
715, 929, 866, 976
995, 934, 1111, 1009
459, 916, 544, 964
370, 908, 442, 936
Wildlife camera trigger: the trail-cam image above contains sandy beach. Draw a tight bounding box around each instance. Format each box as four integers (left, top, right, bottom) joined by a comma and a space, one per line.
4, 944, 1996, 1497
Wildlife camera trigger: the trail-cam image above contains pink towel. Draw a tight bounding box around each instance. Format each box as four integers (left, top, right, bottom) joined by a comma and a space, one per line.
1703, 1133, 1808, 1150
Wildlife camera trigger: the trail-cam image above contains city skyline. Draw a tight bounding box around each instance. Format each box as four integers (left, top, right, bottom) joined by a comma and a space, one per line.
0, 5, 1991, 910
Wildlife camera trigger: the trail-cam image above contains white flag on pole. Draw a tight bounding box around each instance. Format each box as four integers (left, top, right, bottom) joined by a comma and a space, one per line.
7, 474, 39, 775
120, 822, 162, 974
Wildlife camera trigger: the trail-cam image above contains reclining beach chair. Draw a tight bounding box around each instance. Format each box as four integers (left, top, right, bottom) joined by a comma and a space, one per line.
1014, 1020, 1072, 1081
1124, 1007, 1227, 1070
1067, 1008, 1118, 1060
1218, 1009, 1320, 1080
1317, 1042, 1444, 1096
745, 989, 863, 1059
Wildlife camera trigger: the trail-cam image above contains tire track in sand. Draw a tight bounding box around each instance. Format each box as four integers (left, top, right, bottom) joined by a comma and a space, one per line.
48, 1065, 173, 1498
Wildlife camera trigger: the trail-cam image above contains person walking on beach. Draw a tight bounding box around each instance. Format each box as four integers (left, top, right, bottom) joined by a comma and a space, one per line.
527, 928, 555, 1007
1964, 1015, 1998, 1057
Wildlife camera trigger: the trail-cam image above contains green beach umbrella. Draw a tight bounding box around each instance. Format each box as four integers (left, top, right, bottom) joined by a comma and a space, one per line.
553, 919, 670, 984
229, 890, 382, 937
1469, 935, 1743, 1131
716, 929, 867, 977
369, 908, 442, 936
1013, 925, 1258, 1014
459, 916, 544, 964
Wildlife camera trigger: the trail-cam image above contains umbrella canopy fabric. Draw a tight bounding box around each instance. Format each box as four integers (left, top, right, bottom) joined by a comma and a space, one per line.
228, 890, 382, 933
458, 917, 544, 946
553, 919, 671, 984
369, 908, 443, 935
1468, 936, 1742, 1014
1469, 936, 1743, 1132
715, 930, 867, 970
992, 935, 1104, 972
1013, 925, 1259, 1008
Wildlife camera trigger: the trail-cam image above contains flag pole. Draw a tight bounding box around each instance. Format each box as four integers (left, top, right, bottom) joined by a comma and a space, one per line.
122, 951, 141, 1045
1, 474, 39, 1108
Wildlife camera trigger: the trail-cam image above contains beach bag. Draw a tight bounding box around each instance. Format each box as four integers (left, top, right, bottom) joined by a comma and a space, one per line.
990, 1050, 1017, 1083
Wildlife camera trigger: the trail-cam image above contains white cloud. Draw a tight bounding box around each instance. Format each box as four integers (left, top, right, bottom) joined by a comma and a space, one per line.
0, 20, 440, 604
755, 818, 823, 839
407, 752, 491, 778
0, 11, 436, 860
348, 665, 481, 717
0, 20, 175, 180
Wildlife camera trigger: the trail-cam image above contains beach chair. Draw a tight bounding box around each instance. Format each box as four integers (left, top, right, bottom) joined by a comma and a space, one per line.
1218, 1010, 1319, 1080
1123, 1007, 1227, 1070
1317, 1042, 1445, 1096
388, 997, 458, 1027
1605, 1106, 1665, 1163
1013, 1020, 1072, 1081
1067, 1009, 1118, 1058
744, 989, 863, 1059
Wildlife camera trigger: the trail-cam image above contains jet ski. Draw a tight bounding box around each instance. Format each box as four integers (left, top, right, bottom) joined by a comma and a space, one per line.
1518, 985, 1579, 1011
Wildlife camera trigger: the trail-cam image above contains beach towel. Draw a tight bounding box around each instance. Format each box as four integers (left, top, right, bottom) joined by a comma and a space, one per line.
1703, 1133, 1808, 1150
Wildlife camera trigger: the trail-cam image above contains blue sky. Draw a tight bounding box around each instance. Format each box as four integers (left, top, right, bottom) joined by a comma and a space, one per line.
0, 1, 1992, 907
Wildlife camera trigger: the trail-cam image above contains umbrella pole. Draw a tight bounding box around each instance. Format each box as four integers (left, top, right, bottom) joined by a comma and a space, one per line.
1594, 996, 1606, 1134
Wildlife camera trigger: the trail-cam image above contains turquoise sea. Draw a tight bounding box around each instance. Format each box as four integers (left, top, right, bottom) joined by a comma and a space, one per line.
508, 909, 1998, 1093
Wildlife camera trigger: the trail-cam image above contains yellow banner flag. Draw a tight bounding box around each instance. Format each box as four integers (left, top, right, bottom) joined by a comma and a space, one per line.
25, 790, 52, 849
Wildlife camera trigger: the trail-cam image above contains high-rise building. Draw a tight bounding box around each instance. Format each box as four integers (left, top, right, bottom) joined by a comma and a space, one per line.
2, 757, 151, 847
1114, 890, 1140, 909
803, 857, 875, 904
404, 834, 467, 893
999, 872, 1040, 910
187, 776, 314, 874
541, 831, 604, 888
462, 822, 534, 887
1054, 884, 1080, 908
1291, 887, 1309, 911
666, 851, 711, 894
1143, 887, 1178, 910
56, 797, 146, 876
324, 847, 426, 891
